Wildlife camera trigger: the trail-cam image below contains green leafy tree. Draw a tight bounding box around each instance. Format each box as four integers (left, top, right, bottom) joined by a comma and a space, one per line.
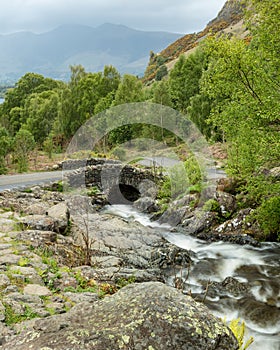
0, 127, 12, 174
155, 65, 168, 81
187, 94, 216, 140
113, 74, 144, 106
169, 49, 206, 113
197, 1, 280, 241
13, 128, 35, 172
101, 65, 121, 96
152, 80, 172, 107
1, 73, 60, 135
24, 90, 59, 145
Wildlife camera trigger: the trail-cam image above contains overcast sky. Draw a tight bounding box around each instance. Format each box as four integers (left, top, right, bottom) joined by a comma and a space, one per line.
0, 0, 226, 35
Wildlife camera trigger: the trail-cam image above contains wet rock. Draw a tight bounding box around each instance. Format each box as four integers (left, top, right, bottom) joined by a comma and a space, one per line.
238, 297, 280, 329
184, 210, 216, 235
151, 242, 192, 268
210, 208, 262, 244
208, 277, 250, 299
158, 195, 197, 226
216, 191, 236, 214
196, 231, 260, 246
1, 282, 238, 350
133, 196, 159, 213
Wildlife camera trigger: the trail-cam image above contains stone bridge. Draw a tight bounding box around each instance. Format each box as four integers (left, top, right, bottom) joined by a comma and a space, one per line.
63, 158, 163, 204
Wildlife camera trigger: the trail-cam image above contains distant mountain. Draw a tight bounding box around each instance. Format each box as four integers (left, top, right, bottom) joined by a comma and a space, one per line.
0, 23, 182, 83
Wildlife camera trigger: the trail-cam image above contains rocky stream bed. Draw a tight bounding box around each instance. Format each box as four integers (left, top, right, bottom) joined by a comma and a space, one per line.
0, 184, 279, 349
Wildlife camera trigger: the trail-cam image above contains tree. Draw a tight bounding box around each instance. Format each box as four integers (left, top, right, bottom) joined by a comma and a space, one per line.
113, 74, 144, 106
13, 129, 35, 172
169, 49, 206, 113
1, 73, 60, 135
152, 80, 172, 107
24, 90, 59, 144
187, 94, 215, 140
155, 65, 168, 81
101, 65, 121, 96
0, 127, 12, 174
197, 0, 280, 230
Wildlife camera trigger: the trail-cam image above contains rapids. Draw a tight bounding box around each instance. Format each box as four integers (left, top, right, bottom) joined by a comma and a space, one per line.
104, 204, 280, 350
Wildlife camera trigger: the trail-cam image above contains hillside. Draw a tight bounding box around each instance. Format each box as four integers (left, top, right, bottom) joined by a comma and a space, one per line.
144, 0, 247, 82
0, 24, 181, 83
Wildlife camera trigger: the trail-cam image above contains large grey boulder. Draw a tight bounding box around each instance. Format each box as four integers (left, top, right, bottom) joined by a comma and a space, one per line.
1, 282, 238, 350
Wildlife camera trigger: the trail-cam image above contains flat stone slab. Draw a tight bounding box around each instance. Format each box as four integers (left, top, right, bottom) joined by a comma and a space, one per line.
23, 284, 52, 296
0, 254, 21, 265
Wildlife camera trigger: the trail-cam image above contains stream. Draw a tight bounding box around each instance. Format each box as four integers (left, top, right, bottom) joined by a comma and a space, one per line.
104, 204, 280, 350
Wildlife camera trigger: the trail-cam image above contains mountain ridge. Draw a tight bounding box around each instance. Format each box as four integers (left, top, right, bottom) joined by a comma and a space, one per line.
0, 23, 182, 83
144, 0, 246, 82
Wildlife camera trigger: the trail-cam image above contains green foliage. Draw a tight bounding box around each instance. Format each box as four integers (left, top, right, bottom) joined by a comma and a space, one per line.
87, 186, 100, 197
191, 1, 280, 234
113, 74, 144, 106
0, 126, 12, 174
187, 94, 217, 140
255, 196, 280, 240
13, 128, 35, 172
24, 90, 59, 144
228, 318, 254, 350
17, 257, 30, 267
155, 65, 168, 81
152, 80, 172, 107
43, 133, 55, 159
4, 303, 39, 326
202, 199, 220, 213
169, 49, 207, 113
156, 55, 167, 67
184, 155, 203, 186
116, 276, 136, 288
157, 176, 172, 201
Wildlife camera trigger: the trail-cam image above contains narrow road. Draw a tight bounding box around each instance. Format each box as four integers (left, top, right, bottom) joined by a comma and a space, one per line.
0, 157, 226, 192
0, 171, 63, 192
137, 156, 226, 180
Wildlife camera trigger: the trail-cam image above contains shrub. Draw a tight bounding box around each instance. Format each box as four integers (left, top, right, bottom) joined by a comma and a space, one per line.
184, 155, 203, 186
255, 196, 280, 240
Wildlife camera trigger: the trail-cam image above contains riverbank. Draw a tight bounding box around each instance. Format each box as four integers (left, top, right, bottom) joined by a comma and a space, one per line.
0, 185, 238, 349
0, 184, 279, 349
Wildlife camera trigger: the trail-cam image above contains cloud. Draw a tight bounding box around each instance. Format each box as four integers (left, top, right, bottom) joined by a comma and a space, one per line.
0, 0, 226, 34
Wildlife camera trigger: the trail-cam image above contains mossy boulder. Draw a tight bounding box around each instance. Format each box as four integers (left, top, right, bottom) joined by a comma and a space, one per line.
1, 282, 238, 350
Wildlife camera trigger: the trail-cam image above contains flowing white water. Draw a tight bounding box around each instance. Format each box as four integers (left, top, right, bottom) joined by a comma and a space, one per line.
104, 204, 280, 350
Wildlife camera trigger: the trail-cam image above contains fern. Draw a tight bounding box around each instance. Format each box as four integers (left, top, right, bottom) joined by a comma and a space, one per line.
228, 318, 254, 350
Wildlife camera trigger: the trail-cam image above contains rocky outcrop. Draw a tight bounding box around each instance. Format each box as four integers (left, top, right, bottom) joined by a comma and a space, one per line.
1, 282, 238, 350
144, 0, 246, 82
